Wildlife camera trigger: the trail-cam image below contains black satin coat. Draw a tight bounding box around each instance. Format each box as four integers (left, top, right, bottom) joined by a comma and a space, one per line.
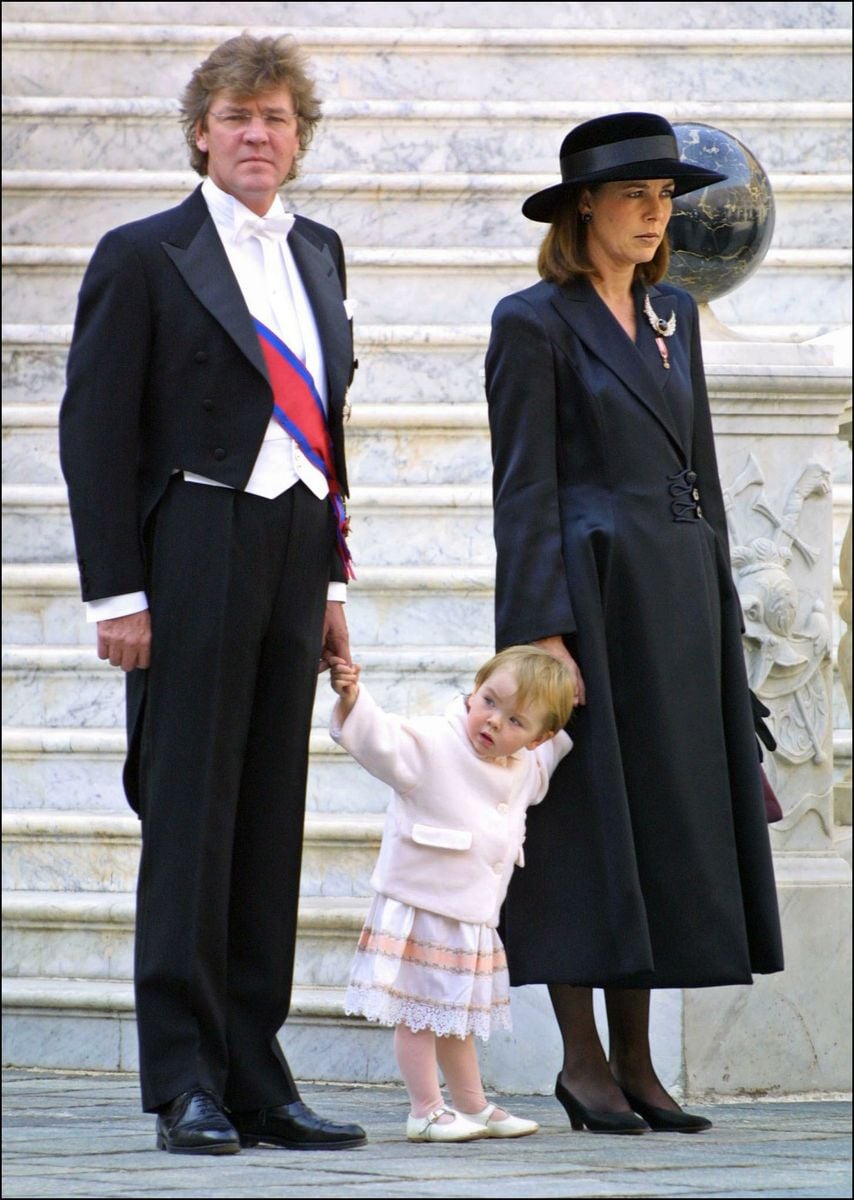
486, 276, 784, 987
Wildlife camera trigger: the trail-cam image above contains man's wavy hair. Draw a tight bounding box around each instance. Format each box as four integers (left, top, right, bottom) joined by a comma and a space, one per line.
180, 33, 322, 181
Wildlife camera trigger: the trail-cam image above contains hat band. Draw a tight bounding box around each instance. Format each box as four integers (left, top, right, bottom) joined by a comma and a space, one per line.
560, 134, 678, 182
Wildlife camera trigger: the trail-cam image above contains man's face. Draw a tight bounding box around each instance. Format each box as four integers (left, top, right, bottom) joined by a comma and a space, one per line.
195, 87, 301, 215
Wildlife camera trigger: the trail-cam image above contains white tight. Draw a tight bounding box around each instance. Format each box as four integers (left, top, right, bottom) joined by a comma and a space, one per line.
394, 1025, 503, 1119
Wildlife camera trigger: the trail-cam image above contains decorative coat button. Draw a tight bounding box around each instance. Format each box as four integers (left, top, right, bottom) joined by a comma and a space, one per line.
686, 470, 697, 484
497, 802, 509, 814
493, 862, 503, 875
194, 350, 208, 363
213, 447, 226, 461
202, 399, 214, 412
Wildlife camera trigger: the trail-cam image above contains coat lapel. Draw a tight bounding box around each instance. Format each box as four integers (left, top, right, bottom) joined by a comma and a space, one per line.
549, 278, 686, 456
288, 223, 350, 415
159, 189, 350, 414
161, 193, 268, 382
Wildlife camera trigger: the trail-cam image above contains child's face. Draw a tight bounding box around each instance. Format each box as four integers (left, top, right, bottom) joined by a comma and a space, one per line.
465, 668, 554, 761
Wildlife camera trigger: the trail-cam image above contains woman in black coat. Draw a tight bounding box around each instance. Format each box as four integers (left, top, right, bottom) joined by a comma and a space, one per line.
485, 113, 784, 1134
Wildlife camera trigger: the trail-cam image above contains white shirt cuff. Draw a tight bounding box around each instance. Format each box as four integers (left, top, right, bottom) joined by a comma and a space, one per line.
327, 583, 347, 604
85, 592, 149, 623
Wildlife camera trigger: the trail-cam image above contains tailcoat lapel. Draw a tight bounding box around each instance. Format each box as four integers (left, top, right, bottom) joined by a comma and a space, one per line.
161, 194, 268, 382
159, 188, 349, 416
288, 224, 350, 416
549, 278, 686, 457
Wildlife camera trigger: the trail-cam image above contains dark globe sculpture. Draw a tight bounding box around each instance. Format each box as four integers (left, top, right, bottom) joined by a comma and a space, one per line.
666, 123, 775, 303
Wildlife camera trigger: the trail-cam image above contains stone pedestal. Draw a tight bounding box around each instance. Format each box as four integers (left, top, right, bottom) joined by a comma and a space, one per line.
674, 338, 851, 1097
834, 407, 852, 844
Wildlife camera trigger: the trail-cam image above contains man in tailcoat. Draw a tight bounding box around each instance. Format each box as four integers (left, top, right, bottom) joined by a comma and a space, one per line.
59, 34, 365, 1154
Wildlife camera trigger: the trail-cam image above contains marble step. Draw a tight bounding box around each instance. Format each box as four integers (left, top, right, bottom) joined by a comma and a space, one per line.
2, 561, 496, 648
1, 403, 492, 488
2, 322, 490, 407
0, 969, 580, 1093
3, 168, 850, 253
1, 725, 393, 815
2, 809, 383, 896
0, 975, 397, 1082
3, 22, 850, 101
2, 889, 371, 988
3, 0, 847, 28
1, 643, 490, 730
1, 483, 496, 566
5, 226, 853, 328
4, 96, 851, 175
7, 319, 849, 415
4, 713, 852, 814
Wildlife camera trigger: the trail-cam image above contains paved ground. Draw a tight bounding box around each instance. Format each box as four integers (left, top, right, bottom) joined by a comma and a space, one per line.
2, 1070, 851, 1198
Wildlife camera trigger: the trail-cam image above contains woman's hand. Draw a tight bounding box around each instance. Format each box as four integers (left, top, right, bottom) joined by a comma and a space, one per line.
532, 636, 586, 706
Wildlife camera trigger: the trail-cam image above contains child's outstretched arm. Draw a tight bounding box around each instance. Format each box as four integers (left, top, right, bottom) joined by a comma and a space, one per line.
329, 656, 361, 721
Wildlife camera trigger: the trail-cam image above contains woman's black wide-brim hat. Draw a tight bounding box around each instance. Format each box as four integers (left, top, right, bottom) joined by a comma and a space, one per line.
523, 111, 728, 223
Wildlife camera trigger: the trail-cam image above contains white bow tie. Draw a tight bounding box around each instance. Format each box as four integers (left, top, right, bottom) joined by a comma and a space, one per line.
234, 211, 295, 243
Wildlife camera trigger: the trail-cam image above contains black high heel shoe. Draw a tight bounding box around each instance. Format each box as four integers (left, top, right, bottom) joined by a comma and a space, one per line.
619, 1087, 712, 1133
555, 1076, 649, 1134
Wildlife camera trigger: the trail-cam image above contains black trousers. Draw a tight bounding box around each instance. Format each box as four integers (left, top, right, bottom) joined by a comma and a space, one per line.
132, 477, 334, 1113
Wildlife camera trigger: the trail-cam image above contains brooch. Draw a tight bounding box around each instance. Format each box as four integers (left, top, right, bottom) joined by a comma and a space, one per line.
643, 293, 676, 370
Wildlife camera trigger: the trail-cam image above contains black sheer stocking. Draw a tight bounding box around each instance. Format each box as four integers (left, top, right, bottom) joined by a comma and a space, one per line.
548, 984, 681, 1112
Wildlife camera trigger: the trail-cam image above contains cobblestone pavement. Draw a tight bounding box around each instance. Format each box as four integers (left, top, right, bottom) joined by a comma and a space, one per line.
2, 1070, 851, 1198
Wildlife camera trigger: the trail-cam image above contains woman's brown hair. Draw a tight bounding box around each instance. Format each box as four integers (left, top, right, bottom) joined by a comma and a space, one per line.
537, 184, 670, 287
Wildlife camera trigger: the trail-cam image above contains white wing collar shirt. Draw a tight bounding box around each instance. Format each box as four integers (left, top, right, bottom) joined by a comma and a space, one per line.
86, 176, 345, 622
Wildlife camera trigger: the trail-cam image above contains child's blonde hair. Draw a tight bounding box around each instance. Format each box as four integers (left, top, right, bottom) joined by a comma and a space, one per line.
473, 645, 575, 733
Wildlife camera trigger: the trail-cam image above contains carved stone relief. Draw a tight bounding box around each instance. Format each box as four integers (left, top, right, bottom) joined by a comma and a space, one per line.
724, 453, 833, 836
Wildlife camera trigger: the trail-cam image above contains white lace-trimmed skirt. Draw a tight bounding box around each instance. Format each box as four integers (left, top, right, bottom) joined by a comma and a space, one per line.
344, 893, 512, 1042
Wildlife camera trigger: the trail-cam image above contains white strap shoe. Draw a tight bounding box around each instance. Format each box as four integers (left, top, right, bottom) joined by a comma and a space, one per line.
463, 1102, 540, 1138
406, 1106, 487, 1142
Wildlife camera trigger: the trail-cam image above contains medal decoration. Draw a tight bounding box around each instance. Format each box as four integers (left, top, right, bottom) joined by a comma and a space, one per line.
643, 293, 676, 370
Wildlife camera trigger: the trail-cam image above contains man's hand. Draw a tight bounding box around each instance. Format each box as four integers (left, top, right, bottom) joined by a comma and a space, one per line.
319, 601, 351, 673
97, 610, 152, 672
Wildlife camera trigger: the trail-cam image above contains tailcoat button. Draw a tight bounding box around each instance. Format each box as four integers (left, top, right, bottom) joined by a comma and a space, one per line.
686, 470, 697, 484
202, 399, 214, 412
213, 447, 226, 461
194, 350, 208, 363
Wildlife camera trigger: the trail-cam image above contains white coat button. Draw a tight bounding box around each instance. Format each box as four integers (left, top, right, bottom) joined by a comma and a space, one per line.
493, 862, 503, 874
497, 802, 508, 814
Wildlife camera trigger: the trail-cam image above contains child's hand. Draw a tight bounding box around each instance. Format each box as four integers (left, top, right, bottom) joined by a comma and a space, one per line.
329, 656, 361, 713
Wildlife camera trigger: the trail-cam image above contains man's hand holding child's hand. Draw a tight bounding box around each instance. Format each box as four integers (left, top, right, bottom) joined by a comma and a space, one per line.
329, 657, 361, 717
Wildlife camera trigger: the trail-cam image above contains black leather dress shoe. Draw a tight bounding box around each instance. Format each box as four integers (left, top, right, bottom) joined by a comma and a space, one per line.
231, 1101, 367, 1150
156, 1088, 241, 1155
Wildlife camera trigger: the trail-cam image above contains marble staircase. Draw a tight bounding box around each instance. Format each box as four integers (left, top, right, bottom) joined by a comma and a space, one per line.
2, 1, 851, 1088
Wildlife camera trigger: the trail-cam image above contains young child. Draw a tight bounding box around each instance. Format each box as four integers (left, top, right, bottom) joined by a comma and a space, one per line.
329, 645, 575, 1143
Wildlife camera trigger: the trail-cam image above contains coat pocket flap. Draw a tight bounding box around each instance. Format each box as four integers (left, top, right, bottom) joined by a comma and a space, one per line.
411, 823, 473, 851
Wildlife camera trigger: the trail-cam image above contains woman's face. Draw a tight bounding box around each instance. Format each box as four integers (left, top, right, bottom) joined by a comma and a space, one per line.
580, 178, 674, 275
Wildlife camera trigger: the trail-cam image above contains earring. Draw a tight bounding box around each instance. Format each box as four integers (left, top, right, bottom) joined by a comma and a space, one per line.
580, 212, 592, 224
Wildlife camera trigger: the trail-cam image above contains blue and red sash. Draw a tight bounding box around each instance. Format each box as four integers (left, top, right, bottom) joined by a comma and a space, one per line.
253, 317, 354, 579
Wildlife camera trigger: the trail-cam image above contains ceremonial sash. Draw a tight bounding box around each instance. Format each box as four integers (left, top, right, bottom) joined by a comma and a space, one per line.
253, 317, 354, 579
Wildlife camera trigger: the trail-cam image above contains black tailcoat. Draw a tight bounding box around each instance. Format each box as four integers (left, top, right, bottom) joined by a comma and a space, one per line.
59, 186, 355, 1111
486, 277, 784, 988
